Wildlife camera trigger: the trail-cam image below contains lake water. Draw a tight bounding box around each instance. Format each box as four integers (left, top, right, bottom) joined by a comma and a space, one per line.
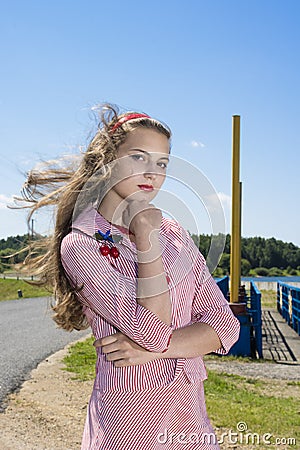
215, 276, 300, 290
241, 276, 300, 283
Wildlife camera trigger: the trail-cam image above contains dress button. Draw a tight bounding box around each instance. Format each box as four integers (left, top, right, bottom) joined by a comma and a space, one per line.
166, 275, 170, 283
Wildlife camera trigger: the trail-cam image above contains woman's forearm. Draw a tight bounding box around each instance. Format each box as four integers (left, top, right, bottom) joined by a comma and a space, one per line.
135, 228, 172, 326
160, 322, 222, 358
96, 322, 222, 367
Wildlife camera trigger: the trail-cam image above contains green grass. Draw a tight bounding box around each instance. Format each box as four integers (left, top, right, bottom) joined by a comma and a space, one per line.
63, 336, 97, 381
287, 381, 300, 387
0, 278, 50, 301
63, 337, 299, 448
260, 289, 277, 309
205, 370, 299, 448
204, 353, 270, 363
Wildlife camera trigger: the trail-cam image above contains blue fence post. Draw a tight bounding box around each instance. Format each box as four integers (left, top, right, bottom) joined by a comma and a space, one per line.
282, 284, 290, 325
216, 276, 251, 357
277, 282, 300, 336
249, 282, 263, 359
277, 282, 282, 314
216, 277, 262, 358
292, 288, 300, 334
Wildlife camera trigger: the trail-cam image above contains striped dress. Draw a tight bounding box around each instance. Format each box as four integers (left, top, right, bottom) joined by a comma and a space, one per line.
60, 204, 240, 450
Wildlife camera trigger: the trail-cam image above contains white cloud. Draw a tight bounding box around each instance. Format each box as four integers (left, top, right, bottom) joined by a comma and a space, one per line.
204, 191, 232, 212
32, 154, 82, 172
191, 140, 205, 148
217, 192, 232, 209
0, 194, 15, 209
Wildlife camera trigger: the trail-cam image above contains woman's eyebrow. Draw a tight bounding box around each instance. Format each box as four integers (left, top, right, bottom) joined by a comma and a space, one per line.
128, 148, 170, 160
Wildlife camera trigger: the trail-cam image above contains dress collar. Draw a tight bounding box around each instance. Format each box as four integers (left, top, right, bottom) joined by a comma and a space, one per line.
71, 203, 136, 249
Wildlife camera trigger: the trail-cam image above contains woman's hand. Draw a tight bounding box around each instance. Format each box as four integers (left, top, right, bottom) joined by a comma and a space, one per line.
94, 332, 161, 367
122, 200, 162, 238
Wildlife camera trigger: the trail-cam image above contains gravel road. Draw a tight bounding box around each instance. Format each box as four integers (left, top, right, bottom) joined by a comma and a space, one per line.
0, 296, 90, 411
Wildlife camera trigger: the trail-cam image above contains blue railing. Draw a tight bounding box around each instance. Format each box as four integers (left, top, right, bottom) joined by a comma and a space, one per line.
277, 282, 300, 336
216, 276, 262, 358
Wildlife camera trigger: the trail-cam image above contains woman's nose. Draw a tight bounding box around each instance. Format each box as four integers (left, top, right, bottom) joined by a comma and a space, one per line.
143, 170, 157, 181
144, 162, 157, 179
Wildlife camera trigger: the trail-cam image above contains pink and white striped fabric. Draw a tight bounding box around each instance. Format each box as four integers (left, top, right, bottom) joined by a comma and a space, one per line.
60, 204, 240, 449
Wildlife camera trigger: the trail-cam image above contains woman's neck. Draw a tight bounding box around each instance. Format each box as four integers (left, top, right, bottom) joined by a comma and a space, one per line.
97, 191, 126, 227
98, 192, 135, 240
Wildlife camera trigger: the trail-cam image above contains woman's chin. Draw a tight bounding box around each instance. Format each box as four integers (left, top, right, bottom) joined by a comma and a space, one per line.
134, 190, 156, 201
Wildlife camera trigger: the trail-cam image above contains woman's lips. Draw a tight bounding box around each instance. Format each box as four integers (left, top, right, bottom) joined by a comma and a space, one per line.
138, 184, 154, 192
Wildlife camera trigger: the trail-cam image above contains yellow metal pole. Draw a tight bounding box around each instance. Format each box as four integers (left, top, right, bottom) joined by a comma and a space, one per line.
239, 181, 242, 287
230, 116, 241, 303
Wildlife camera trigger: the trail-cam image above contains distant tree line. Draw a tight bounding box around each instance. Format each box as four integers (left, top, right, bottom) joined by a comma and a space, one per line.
1, 233, 300, 276
191, 233, 300, 277
0, 234, 30, 272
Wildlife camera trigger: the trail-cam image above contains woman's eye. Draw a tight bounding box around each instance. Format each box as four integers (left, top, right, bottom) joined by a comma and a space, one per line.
130, 154, 145, 161
158, 162, 168, 169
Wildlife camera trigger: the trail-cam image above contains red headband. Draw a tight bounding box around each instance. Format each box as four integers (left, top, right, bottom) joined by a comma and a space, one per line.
110, 113, 150, 133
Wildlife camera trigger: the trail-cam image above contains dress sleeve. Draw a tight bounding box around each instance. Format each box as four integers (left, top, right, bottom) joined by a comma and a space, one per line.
60, 231, 173, 353
184, 229, 240, 354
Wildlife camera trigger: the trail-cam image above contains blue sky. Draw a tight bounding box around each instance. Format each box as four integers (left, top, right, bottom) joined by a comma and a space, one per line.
0, 0, 299, 246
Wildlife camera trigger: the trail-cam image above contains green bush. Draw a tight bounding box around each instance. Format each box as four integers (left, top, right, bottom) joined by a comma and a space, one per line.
268, 267, 284, 276
241, 258, 251, 276
213, 267, 225, 278
253, 267, 270, 276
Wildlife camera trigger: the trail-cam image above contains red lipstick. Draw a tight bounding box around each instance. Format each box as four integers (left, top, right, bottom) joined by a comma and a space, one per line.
138, 184, 154, 192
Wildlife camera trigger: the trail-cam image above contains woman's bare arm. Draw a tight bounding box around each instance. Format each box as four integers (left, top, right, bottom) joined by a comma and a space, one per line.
95, 323, 221, 367
159, 322, 221, 358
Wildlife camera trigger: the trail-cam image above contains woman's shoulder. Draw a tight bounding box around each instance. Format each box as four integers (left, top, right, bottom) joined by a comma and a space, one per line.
60, 229, 98, 256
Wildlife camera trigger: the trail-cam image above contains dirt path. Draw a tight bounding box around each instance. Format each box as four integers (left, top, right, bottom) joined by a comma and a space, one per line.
0, 342, 93, 450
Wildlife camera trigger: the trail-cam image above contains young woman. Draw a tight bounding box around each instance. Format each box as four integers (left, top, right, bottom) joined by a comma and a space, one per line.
23, 104, 240, 449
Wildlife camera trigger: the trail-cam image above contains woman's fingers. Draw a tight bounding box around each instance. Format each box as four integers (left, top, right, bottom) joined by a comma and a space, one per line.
101, 342, 121, 354
105, 350, 127, 362
92, 332, 158, 366
94, 333, 131, 354
93, 333, 120, 348
123, 200, 162, 234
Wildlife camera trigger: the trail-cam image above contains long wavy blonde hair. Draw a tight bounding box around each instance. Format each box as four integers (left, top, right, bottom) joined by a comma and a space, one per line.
21, 104, 171, 331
